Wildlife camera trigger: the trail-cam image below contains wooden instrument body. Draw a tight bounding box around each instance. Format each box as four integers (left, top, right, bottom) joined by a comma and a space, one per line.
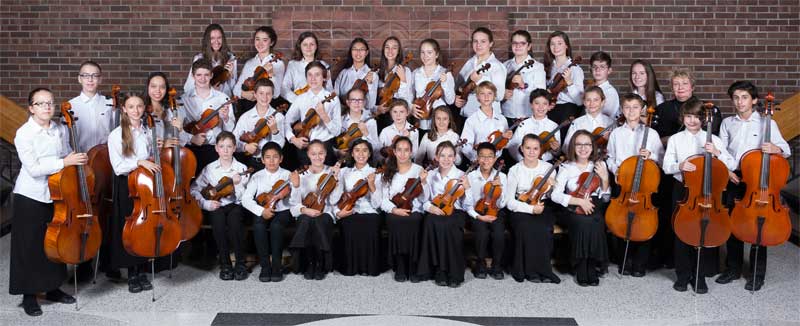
336, 179, 370, 211
294, 84, 310, 95
474, 181, 502, 216
240, 118, 272, 144
458, 63, 491, 101
413, 80, 444, 120
45, 166, 102, 265
486, 130, 509, 151
591, 126, 610, 149
430, 179, 465, 216
256, 180, 292, 210
570, 171, 600, 215
86, 144, 113, 230
605, 157, 660, 242
210, 65, 232, 87
123, 165, 182, 258
295, 109, 321, 139
185, 108, 221, 135
201, 176, 236, 201
518, 176, 553, 206
547, 57, 582, 102
730, 150, 791, 246
335, 123, 363, 150
302, 173, 338, 211
161, 146, 202, 241
672, 154, 731, 247
391, 178, 424, 210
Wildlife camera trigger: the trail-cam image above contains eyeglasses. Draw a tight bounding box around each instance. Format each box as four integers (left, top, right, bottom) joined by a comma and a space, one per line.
32, 101, 54, 108
591, 65, 609, 71
575, 143, 593, 148
79, 73, 101, 80
347, 98, 365, 103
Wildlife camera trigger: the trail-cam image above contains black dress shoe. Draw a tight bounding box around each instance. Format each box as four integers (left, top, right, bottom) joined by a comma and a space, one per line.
45, 289, 76, 304
745, 278, 764, 291
313, 270, 326, 281
259, 268, 272, 282
632, 270, 646, 278
234, 264, 249, 281
137, 274, 153, 291
219, 266, 234, 281
270, 266, 283, 282
409, 275, 422, 283
22, 298, 42, 317
542, 274, 561, 284
447, 279, 461, 288
589, 280, 599, 286
473, 262, 487, 279
105, 269, 122, 281
434, 271, 447, 286
526, 275, 541, 283
512, 275, 525, 283
673, 279, 689, 292
715, 270, 741, 284
489, 266, 504, 280
394, 272, 408, 282
578, 281, 589, 287
128, 278, 143, 293
690, 278, 708, 294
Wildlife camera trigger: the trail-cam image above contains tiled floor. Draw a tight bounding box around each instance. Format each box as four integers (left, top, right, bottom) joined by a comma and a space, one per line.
0, 235, 798, 326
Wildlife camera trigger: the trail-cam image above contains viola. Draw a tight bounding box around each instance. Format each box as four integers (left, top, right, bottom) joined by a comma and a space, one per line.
302, 159, 346, 211
505, 59, 536, 91
517, 156, 564, 206
44, 102, 102, 265
391, 162, 438, 210
239, 103, 290, 153
457, 62, 491, 102
122, 113, 182, 258
568, 153, 608, 215
538, 116, 575, 157
413, 63, 453, 120
160, 88, 203, 241
335, 114, 375, 151
184, 96, 239, 135
431, 164, 478, 215
481, 119, 524, 151
241, 52, 284, 92
336, 167, 384, 212
351, 67, 379, 94
378, 52, 414, 107
673, 102, 731, 248
605, 105, 660, 242
731, 92, 791, 247
473, 160, 506, 216
200, 167, 255, 201
292, 93, 338, 139
547, 56, 582, 103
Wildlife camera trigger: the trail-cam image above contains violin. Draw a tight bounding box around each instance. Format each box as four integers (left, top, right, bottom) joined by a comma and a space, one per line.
568, 152, 607, 215
239, 103, 290, 154
44, 102, 102, 265
242, 52, 284, 92
336, 167, 384, 211
731, 92, 791, 247
505, 59, 536, 91
673, 102, 731, 248
86, 85, 122, 235
160, 88, 203, 241
256, 167, 306, 211
413, 63, 454, 120
210, 59, 235, 88
184, 96, 239, 135
379, 52, 414, 107
379, 125, 419, 158
391, 162, 438, 210
458, 62, 491, 102
351, 67, 379, 94
292, 93, 338, 139
538, 116, 575, 156
517, 156, 563, 206
605, 105, 659, 246
122, 113, 182, 258
431, 164, 478, 215
335, 114, 375, 151
547, 56, 582, 103
481, 119, 524, 151
590, 116, 625, 151
200, 167, 255, 201
302, 159, 345, 211
473, 160, 506, 216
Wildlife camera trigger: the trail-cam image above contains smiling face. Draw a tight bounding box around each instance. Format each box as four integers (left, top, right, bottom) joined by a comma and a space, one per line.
622, 99, 643, 124
521, 137, 541, 162
307, 142, 327, 168
682, 113, 702, 133
306, 66, 324, 90
472, 31, 493, 57
531, 96, 550, 120
254, 31, 272, 54
672, 76, 694, 102
433, 109, 450, 133
383, 39, 400, 62
148, 76, 167, 103
394, 139, 412, 164
549, 36, 568, 58
351, 142, 371, 166
123, 96, 146, 124
351, 41, 368, 64
193, 67, 211, 88
420, 42, 438, 66
300, 36, 317, 59
436, 146, 456, 170
477, 87, 495, 107
209, 29, 223, 52
573, 134, 594, 161
477, 148, 497, 171
254, 85, 274, 106
78, 64, 101, 94
731, 89, 757, 116
583, 90, 605, 116
510, 34, 531, 57
630, 63, 648, 89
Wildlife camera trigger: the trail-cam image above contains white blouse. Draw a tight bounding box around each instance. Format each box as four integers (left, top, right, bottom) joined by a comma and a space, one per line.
415, 129, 462, 166
379, 163, 428, 213
283, 89, 342, 142
457, 53, 507, 117
241, 167, 293, 216
68, 92, 114, 151
508, 117, 559, 162
505, 160, 555, 214
662, 129, 737, 182
422, 166, 471, 213
596, 80, 620, 119
412, 65, 456, 130
335, 65, 379, 112
179, 88, 236, 145
13, 117, 71, 203
606, 123, 665, 175
719, 113, 791, 163
551, 161, 611, 208
547, 57, 584, 106
184, 52, 238, 97
464, 168, 508, 218
331, 165, 382, 216
461, 107, 509, 161
108, 124, 152, 176
289, 166, 340, 222
502, 56, 546, 119
562, 113, 615, 153
378, 121, 419, 161
234, 52, 286, 99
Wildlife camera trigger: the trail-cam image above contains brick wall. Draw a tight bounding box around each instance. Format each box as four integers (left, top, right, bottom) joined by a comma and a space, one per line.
1, 0, 798, 115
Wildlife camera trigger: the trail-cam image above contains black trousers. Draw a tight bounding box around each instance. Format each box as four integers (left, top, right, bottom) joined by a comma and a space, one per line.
468, 211, 506, 265
208, 204, 245, 266
615, 239, 650, 272
252, 210, 294, 270
672, 180, 719, 280
9, 194, 67, 295
723, 174, 767, 280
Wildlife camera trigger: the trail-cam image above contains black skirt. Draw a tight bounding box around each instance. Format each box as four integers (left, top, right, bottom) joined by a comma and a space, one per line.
559, 198, 609, 267
9, 194, 67, 295
106, 175, 146, 270
337, 213, 384, 276
289, 213, 335, 272
385, 212, 423, 268
509, 203, 558, 280
417, 210, 467, 282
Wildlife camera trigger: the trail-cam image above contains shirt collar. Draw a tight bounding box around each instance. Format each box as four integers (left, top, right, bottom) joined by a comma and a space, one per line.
734, 112, 760, 122
79, 92, 99, 103
28, 117, 57, 135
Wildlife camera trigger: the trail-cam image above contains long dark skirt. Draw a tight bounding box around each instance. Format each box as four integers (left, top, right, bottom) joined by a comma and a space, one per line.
385, 212, 423, 273
338, 213, 384, 276
509, 204, 558, 280
559, 199, 609, 269
106, 175, 146, 270
289, 214, 334, 272
417, 210, 467, 282
9, 194, 67, 295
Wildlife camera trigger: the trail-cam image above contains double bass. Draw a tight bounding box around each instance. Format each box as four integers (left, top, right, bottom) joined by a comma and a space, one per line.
605, 105, 660, 274
160, 88, 202, 241
378, 52, 414, 107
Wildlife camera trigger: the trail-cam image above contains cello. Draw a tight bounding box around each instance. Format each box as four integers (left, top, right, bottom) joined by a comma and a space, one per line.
730, 93, 791, 290
160, 88, 202, 241
605, 105, 660, 274
473, 160, 505, 216
413, 63, 453, 120
379, 52, 414, 107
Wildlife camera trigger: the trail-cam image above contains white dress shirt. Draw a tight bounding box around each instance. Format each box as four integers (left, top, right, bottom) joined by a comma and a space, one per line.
606, 123, 665, 175
190, 159, 250, 210
548, 57, 584, 106
234, 52, 285, 98
505, 160, 555, 214
412, 65, 456, 130
551, 161, 611, 208
378, 121, 419, 161
719, 113, 791, 163
331, 165, 382, 216
379, 163, 428, 213
232, 106, 286, 155
662, 129, 737, 182
108, 124, 152, 176
562, 112, 615, 153
179, 88, 236, 145
13, 117, 71, 203
282, 59, 333, 104
335, 65, 379, 112
341, 111, 380, 154
283, 89, 342, 142
508, 117, 559, 162
68, 92, 114, 151
184, 53, 238, 97
464, 168, 508, 218
241, 167, 293, 216
461, 107, 509, 161
423, 166, 471, 213
502, 56, 546, 119
289, 167, 340, 222
596, 80, 620, 119
457, 53, 507, 117
633, 89, 665, 107
378, 65, 414, 106
415, 130, 462, 166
